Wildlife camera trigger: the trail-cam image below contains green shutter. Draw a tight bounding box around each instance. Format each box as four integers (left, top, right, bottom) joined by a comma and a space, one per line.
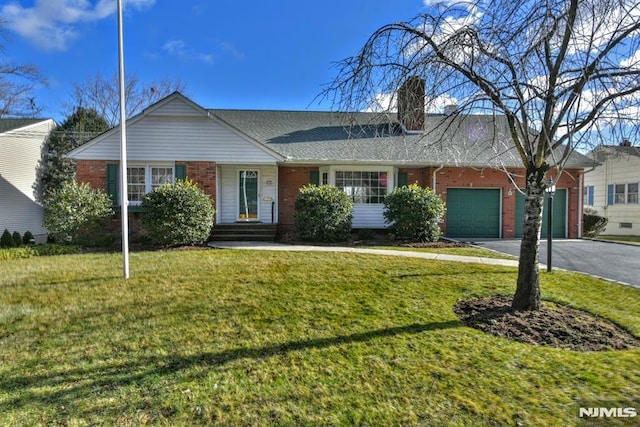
106, 163, 118, 205
607, 184, 614, 205
175, 164, 187, 181
310, 171, 320, 185
397, 172, 408, 187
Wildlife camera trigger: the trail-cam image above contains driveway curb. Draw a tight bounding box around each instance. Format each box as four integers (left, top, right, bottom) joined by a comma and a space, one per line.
208, 241, 520, 267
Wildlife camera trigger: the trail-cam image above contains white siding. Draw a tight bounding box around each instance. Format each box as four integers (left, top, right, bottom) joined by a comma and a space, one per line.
584, 149, 640, 236
352, 204, 386, 228
218, 165, 278, 224
0, 120, 54, 239
70, 97, 280, 164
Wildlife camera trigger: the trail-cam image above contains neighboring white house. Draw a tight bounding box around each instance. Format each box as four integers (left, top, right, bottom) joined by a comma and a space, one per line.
584, 143, 640, 236
0, 119, 55, 243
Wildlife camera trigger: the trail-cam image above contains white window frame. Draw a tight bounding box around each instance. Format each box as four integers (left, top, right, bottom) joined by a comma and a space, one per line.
614, 184, 626, 204
627, 183, 639, 204
326, 165, 394, 205
127, 163, 175, 205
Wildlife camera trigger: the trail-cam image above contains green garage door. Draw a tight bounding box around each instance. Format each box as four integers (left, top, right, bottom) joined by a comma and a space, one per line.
446, 189, 501, 238
515, 189, 566, 238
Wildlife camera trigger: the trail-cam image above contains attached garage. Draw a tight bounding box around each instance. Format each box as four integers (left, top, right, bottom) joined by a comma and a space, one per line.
515, 190, 567, 238
446, 188, 501, 238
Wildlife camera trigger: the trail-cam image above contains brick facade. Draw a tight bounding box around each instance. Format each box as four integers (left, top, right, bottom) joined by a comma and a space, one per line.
76, 160, 217, 201
178, 161, 217, 202
433, 166, 583, 238
76, 160, 113, 190
277, 165, 583, 239
78, 160, 583, 239
278, 166, 318, 231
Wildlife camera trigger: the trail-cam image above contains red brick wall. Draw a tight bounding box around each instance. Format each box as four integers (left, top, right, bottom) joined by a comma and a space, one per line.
278, 166, 318, 227
178, 161, 217, 201
398, 167, 433, 187
76, 160, 218, 202
76, 160, 113, 190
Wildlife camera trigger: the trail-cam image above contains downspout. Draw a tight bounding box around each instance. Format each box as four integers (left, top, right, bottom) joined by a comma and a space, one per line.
578, 172, 583, 239
432, 164, 444, 193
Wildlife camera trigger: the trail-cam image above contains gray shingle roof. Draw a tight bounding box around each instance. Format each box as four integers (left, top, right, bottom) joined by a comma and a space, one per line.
591, 145, 640, 162
211, 109, 593, 168
0, 118, 46, 134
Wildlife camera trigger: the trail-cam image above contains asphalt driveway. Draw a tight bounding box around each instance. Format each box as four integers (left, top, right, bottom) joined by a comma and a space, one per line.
467, 239, 640, 288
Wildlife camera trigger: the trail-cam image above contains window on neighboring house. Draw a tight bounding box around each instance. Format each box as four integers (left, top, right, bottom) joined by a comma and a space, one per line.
128, 165, 175, 204
628, 183, 639, 204
335, 171, 388, 204
615, 184, 626, 204
584, 185, 594, 206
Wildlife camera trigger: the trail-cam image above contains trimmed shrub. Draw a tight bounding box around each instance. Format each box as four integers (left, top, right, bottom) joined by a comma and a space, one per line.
141, 179, 215, 246
583, 207, 608, 238
12, 231, 22, 247
295, 185, 353, 242
0, 244, 80, 261
43, 181, 114, 244
383, 184, 446, 242
1, 229, 15, 248
23, 231, 35, 245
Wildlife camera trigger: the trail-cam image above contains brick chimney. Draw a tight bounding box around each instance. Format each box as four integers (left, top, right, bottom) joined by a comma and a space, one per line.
397, 76, 425, 132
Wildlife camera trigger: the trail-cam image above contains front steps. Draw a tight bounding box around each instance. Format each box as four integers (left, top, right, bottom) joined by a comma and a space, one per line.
210, 223, 278, 242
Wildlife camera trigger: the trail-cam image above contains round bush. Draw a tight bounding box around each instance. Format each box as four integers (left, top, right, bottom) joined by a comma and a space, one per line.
141, 180, 215, 246
583, 207, 608, 237
383, 184, 446, 242
295, 185, 353, 242
43, 181, 114, 244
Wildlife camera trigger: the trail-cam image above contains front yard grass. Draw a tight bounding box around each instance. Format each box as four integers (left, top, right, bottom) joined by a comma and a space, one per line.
367, 245, 518, 259
1, 249, 638, 426
592, 235, 640, 245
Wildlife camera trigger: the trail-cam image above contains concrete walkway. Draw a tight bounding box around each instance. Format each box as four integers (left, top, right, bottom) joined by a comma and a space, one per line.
208, 241, 520, 267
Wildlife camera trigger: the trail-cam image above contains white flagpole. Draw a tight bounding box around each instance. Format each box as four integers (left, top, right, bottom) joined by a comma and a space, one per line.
117, 0, 130, 279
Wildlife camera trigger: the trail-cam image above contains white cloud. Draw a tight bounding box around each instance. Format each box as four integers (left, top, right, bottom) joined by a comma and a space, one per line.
364, 91, 458, 114
162, 39, 215, 64
423, 0, 475, 7
621, 49, 640, 69
1, 0, 155, 51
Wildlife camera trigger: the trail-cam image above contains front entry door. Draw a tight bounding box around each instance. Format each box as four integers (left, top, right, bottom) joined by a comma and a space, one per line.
239, 170, 259, 221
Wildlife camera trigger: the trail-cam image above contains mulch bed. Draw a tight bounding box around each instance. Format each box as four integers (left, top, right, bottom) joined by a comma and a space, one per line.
454, 295, 640, 352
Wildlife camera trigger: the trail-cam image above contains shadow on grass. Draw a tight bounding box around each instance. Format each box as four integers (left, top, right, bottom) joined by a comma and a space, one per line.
0, 320, 461, 416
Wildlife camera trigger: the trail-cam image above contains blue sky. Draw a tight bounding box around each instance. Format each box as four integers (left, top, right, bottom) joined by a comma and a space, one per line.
2, 0, 430, 122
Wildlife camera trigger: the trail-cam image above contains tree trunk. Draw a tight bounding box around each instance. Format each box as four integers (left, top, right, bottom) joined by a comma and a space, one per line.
512, 166, 548, 311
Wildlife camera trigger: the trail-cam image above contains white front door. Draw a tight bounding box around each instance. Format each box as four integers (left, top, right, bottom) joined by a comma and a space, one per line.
238, 170, 259, 221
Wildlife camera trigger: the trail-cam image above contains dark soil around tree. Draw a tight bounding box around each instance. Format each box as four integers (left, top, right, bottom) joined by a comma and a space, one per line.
454, 295, 640, 352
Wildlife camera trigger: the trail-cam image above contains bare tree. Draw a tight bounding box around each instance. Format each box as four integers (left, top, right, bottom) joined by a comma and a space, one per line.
0, 19, 44, 118
64, 72, 188, 127
325, 0, 640, 310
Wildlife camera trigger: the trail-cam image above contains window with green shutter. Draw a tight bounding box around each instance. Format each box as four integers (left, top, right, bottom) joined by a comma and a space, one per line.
175, 164, 187, 181
397, 172, 408, 187
310, 170, 320, 185
106, 163, 118, 205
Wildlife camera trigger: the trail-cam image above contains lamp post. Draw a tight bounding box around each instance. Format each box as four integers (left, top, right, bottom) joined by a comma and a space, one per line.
545, 177, 556, 272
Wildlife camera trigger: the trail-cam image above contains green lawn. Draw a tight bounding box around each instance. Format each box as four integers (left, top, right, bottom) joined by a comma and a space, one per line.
1, 249, 639, 426
367, 245, 518, 260
593, 235, 640, 245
